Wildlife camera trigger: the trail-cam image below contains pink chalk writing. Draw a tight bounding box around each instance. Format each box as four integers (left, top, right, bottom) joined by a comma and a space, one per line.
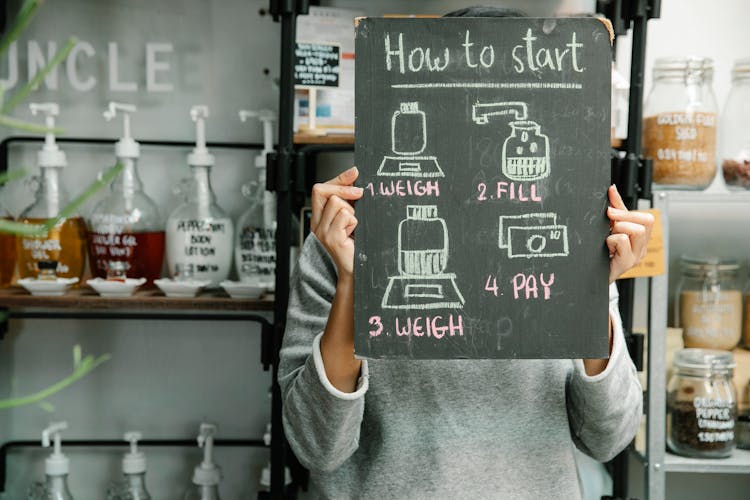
395, 314, 463, 339
368, 316, 384, 337
364, 180, 440, 197
512, 272, 555, 300
476, 181, 542, 202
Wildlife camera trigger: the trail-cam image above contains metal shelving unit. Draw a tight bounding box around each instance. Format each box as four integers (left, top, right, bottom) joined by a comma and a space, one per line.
645, 190, 750, 499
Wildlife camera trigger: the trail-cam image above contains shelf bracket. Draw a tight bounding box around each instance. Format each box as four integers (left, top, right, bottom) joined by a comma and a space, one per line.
269, 0, 309, 20
0, 309, 7, 340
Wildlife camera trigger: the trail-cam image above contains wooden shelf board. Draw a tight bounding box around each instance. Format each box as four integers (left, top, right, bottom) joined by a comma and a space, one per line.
294, 133, 354, 145
0, 286, 274, 312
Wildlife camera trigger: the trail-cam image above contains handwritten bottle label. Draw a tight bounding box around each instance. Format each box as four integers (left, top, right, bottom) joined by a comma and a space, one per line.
166, 217, 233, 285
237, 226, 275, 280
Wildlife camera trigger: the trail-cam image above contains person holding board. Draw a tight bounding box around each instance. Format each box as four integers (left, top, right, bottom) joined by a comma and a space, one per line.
279, 7, 654, 500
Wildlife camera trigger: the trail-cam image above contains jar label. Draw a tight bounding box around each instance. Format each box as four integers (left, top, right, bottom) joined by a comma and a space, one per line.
693, 397, 735, 444
679, 290, 741, 350
643, 112, 717, 186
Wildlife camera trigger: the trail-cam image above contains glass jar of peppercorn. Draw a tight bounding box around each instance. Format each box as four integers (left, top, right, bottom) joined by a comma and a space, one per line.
667, 348, 737, 458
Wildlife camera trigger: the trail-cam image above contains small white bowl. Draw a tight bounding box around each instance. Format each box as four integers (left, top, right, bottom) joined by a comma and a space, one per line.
18, 277, 79, 296
154, 278, 211, 298
87, 277, 146, 298
220, 280, 268, 299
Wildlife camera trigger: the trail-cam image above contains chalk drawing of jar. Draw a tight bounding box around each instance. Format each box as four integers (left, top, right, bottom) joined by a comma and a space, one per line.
392, 102, 427, 156
398, 205, 448, 276
503, 120, 550, 181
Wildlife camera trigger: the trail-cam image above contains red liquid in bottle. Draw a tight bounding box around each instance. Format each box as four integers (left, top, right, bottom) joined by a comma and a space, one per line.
88, 230, 165, 285
0, 217, 16, 287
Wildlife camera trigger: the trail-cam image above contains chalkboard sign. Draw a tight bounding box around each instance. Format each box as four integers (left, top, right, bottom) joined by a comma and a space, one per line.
294, 42, 340, 87
353, 17, 612, 359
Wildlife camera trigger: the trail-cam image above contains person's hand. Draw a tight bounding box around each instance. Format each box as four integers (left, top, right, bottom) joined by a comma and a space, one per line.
606, 185, 654, 283
311, 166, 364, 278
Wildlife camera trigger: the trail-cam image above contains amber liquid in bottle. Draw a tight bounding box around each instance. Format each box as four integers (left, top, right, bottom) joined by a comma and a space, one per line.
16, 217, 87, 281
0, 217, 16, 286
88, 230, 165, 285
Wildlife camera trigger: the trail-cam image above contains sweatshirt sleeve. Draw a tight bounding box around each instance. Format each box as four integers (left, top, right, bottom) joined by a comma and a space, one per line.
278, 234, 369, 473
566, 282, 643, 462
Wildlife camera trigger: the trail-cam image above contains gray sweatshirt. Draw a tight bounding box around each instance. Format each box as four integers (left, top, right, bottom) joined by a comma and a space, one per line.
279, 234, 642, 499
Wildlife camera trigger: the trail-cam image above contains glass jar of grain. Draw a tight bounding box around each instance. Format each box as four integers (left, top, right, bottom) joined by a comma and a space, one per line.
675, 256, 742, 350
643, 57, 718, 189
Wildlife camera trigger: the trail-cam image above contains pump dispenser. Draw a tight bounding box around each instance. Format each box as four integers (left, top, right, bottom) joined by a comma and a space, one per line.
184, 423, 222, 500
166, 106, 233, 286
235, 110, 277, 287
27, 422, 74, 500
106, 432, 152, 500
17, 103, 87, 281
87, 102, 165, 285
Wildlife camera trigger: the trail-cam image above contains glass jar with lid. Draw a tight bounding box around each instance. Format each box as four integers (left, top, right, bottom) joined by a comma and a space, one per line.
675, 256, 742, 350
643, 57, 718, 189
721, 58, 750, 188
667, 348, 736, 458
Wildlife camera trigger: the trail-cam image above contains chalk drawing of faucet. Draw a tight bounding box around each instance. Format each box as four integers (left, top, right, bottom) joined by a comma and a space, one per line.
472, 101, 551, 182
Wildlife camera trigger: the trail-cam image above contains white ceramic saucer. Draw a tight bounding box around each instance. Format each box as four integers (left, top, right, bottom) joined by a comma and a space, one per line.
87, 277, 147, 298
18, 277, 79, 296
154, 278, 211, 298
220, 280, 269, 299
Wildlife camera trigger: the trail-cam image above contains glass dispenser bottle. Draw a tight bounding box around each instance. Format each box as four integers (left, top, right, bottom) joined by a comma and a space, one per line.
166, 106, 233, 286
0, 200, 16, 286
106, 432, 152, 500
235, 110, 276, 288
16, 103, 87, 281
88, 103, 165, 284
720, 58, 750, 188
27, 422, 75, 500
184, 423, 222, 500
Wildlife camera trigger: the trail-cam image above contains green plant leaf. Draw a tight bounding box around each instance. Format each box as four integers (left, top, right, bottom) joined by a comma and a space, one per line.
0, 114, 63, 134
0, 162, 123, 237
0, 351, 112, 410
38, 401, 55, 413
2, 36, 77, 114
0, 167, 28, 185
0, 0, 41, 58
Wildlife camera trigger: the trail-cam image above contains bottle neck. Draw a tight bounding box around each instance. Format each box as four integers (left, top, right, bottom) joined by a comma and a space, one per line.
199, 485, 220, 500
45, 474, 70, 495
112, 158, 144, 197
38, 166, 66, 217
191, 165, 215, 206
125, 472, 149, 494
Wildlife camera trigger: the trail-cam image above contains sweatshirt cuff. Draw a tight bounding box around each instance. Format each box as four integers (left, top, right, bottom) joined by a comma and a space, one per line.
574, 282, 625, 382
312, 332, 369, 400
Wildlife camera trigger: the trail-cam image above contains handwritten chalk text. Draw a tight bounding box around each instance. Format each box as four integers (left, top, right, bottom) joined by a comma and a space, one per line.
368, 314, 464, 339
364, 180, 440, 197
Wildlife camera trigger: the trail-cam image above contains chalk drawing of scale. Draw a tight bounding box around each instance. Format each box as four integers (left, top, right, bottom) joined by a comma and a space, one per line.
378, 102, 444, 178
382, 205, 465, 310
472, 101, 550, 181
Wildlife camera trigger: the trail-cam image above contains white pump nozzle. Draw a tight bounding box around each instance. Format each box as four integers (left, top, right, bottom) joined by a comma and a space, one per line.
188, 105, 215, 167
239, 109, 276, 168
29, 102, 66, 168
104, 102, 140, 159
193, 422, 221, 486
122, 431, 147, 475
42, 421, 69, 476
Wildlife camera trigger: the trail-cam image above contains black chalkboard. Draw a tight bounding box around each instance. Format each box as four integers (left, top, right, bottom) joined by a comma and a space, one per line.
353, 17, 612, 359
294, 42, 340, 87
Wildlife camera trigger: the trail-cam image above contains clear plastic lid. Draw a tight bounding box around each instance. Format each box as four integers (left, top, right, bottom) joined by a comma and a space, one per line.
680, 255, 739, 277
732, 58, 750, 81
653, 56, 714, 82
673, 348, 735, 375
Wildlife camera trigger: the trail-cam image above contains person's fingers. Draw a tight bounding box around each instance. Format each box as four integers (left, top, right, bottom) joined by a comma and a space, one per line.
612, 220, 647, 260
330, 206, 357, 238
330, 166, 359, 186
607, 233, 637, 281
608, 208, 654, 253
608, 184, 627, 210
311, 182, 363, 230
317, 195, 354, 236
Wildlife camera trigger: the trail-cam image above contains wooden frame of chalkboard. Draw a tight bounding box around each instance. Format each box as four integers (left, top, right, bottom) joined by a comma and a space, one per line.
353, 17, 612, 360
